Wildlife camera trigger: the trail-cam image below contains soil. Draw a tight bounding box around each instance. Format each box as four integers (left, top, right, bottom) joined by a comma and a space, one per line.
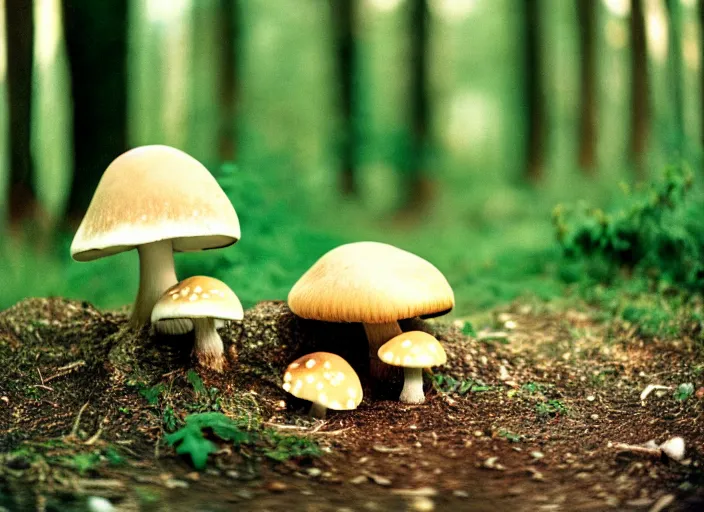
1, 298, 703, 511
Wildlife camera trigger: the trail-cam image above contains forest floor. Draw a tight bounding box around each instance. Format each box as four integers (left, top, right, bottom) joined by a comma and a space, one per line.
1, 297, 703, 511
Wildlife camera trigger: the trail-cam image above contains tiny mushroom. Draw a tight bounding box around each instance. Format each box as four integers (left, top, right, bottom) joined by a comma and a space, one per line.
282, 352, 363, 419
70, 145, 240, 329
378, 331, 446, 404
288, 242, 454, 381
151, 276, 243, 372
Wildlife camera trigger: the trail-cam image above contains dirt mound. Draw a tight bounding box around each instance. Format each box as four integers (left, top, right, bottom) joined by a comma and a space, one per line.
1, 298, 704, 511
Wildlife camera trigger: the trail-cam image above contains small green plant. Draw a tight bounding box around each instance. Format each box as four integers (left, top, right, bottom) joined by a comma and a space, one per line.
521, 382, 545, 395
187, 370, 207, 396
164, 412, 321, 470
461, 321, 477, 337
162, 405, 179, 432
138, 383, 165, 406
262, 431, 322, 461
674, 383, 694, 402
498, 429, 522, 443
432, 374, 492, 394
165, 412, 252, 470
536, 399, 568, 418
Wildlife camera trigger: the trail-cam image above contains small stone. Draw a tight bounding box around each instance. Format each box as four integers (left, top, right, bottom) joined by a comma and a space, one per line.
350, 475, 368, 485
307, 468, 322, 477
164, 479, 189, 489
185, 472, 200, 481
531, 451, 544, 460
587, 395, 595, 402
266, 481, 288, 492
590, 414, 599, 420
226, 470, 240, 479
368, 474, 392, 486
452, 490, 469, 498
473, 430, 483, 437
410, 497, 434, 511
575, 472, 591, 480
87, 497, 114, 512
660, 437, 685, 461
234, 489, 254, 500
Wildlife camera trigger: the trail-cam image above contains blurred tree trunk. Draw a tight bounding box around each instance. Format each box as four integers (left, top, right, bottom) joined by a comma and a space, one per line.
62, 0, 128, 225
577, 0, 597, 172
4, 0, 38, 233
404, 0, 432, 214
665, 0, 684, 155
333, 0, 355, 195
524, 0, 545, 181
630, 0, 649, 177
220, 0, 238, 161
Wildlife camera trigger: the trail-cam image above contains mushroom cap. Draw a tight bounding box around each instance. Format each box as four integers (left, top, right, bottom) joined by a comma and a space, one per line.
71, 145, 240, 261
378, 331, 446, 368
287, 242, 454, 323
282, 352, 363, 410
151, 276, 244, 323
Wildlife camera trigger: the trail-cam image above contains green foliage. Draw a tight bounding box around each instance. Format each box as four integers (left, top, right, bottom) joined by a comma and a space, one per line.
138, 383, 165, 406
186, 370, 207, 397
674, 383, 694, 402
164, 411, 322, 470
461, 321, 477, 337
498, 429, 522, 443
535, 399, 568, 418
262, 431, 322, 462
177, 163, 346, 309
165, 412, 252, 470
432, 374, 492, 394
521, 382, 546, 395
554, 164, 704, 290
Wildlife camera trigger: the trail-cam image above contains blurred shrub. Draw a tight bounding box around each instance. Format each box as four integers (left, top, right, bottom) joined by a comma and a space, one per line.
176, 163, 346, 307
553, 164, 704, 291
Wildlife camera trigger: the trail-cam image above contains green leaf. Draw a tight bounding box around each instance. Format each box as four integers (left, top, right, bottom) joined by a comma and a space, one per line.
187, 370, 207, 396
674, 383, 694, 402
166, 426, 217, 470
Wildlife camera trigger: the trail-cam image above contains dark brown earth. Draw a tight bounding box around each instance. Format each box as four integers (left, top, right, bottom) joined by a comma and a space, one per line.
1, 298, 703, 511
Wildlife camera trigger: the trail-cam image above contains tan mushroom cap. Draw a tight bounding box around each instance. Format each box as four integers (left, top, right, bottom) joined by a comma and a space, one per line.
71, 145, 240, 261
378, 331, 446, 368
151, 276, 244, 323
288, 242, 454, 323
282, 352, 363, 410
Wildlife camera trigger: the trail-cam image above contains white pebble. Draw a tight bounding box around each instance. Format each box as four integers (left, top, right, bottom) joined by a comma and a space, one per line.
87, 497, 114, 512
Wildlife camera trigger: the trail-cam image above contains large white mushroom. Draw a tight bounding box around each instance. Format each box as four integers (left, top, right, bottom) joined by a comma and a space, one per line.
287, 242, 454, 381
70, 145, 240, 329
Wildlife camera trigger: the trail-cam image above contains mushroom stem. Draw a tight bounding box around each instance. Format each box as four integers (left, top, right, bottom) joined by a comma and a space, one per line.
309, 402, 327, 419
399, 367, 425, 404
193, 317, 225, 372
131, 239, 178, 329
363, 321, 403, 380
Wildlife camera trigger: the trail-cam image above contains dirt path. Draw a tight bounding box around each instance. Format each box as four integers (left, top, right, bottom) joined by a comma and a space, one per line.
1, 298, 703, 511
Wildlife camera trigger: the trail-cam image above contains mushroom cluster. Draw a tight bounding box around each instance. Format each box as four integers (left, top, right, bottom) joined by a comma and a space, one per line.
72, 149, 454, 411
71, 145, 244, 372
281, 242, 453, 416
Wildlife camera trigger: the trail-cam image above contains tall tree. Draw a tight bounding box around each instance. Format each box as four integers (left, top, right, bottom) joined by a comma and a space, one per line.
333, 0, 355, 195
62, 0, 128, 225
577, 0, 597, 172
630, 0, 649, 176
220, 0, 238, 161
4, 0, 38, 233
405, 0, 431, 212
665, 0, 684, 155
524, 0, 545, 181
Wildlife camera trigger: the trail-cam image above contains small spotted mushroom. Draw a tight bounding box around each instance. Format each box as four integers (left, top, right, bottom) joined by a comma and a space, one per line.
378, 331, 446, 404
282, 352, 363, 419
151, 276, 243, 372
